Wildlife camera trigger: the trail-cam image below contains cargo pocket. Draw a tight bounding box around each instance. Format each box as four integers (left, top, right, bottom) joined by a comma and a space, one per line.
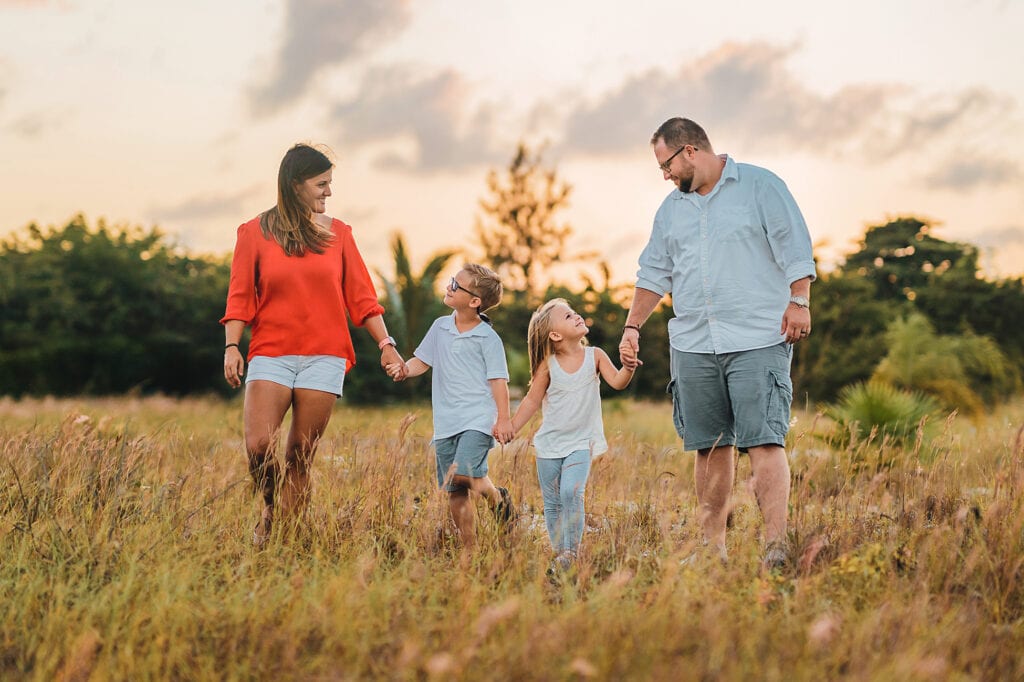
765, 369, 793, 437
667, 379, 685, 439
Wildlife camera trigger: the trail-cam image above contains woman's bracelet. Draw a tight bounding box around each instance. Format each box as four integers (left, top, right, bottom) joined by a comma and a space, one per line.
224, 342, 240, 351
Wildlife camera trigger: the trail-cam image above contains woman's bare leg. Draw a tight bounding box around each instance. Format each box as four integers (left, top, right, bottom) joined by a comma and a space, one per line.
279, 388, 336, 519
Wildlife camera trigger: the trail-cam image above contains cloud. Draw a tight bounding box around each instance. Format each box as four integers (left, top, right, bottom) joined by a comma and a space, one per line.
6, 109, 67, 137
150, 186, 262, 224
330, 66, 509, 171
970, 225, 1024, 249
557, 42, 1014, 159
924, 156, 1022, 190
249, 0, 411, 115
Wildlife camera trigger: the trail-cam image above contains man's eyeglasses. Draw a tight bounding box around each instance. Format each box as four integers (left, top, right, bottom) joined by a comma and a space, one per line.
449, 276, 482, 298
658, 145, 691, 173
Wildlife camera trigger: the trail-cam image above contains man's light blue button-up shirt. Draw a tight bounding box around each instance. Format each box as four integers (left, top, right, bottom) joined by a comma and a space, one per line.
636, 156, 817, 354
414, 313, 509, 441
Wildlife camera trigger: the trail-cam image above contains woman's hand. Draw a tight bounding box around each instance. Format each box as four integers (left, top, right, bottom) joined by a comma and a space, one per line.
224, 346, 245, 388
381, 345, 407, 380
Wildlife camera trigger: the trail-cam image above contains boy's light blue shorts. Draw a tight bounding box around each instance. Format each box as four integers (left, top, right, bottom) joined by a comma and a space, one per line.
246, 355, 347, 397
433, 430, 495, 492
668, 342, 793, 452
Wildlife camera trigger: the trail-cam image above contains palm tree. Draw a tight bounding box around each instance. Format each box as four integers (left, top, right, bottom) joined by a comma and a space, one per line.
375, 232, 457, 359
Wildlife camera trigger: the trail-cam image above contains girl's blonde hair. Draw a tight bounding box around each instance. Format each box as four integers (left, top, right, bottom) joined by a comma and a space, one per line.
260, 143, 335, 256
526, 298, 587, 380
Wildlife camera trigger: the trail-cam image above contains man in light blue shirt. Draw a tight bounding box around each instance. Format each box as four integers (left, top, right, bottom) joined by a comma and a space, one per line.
619, 117, 816, 570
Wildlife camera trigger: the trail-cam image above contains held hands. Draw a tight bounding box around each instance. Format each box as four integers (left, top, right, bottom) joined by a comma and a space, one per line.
618, 327, 643, 371
381, 346, 408, 381
492, 417, 515, 445
385, 361, 408, 382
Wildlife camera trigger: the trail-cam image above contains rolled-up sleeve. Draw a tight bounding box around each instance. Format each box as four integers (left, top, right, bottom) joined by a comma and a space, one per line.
339, 227, 385, 326
758, 176, 817, 284
636, 213, 674, 294
220, 224, 257, 325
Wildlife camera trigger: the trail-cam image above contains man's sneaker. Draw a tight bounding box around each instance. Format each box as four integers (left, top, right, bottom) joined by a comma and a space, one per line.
762, 541, 789, 571
494, 487, 517, 526
253, 518, 271, 548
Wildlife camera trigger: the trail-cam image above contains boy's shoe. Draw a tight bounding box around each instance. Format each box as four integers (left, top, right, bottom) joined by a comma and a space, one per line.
253, 518, 271, 548
494, 487, 517, 526
762, 541, 789, 571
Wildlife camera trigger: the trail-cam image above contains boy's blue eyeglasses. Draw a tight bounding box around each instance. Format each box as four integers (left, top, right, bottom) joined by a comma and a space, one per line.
449, 277, 481, 298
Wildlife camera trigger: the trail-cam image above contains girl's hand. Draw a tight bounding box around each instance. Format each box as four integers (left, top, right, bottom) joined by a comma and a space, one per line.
493, 418, 514, 444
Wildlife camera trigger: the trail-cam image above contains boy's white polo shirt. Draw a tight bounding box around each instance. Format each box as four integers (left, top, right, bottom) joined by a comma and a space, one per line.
414, 313, 509, 442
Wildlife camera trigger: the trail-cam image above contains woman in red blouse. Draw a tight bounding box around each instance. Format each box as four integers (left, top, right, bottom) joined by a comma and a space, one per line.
222, 143, 405, 545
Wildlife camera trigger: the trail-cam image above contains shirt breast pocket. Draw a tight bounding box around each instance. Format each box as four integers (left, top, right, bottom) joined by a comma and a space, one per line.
716, 207, 763, 243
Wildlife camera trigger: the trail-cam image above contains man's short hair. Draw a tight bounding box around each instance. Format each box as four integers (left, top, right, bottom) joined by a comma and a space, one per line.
651, 117, 712, 152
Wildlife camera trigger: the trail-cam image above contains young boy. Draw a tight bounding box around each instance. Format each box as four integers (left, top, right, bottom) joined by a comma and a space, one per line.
388, 263, 516, 550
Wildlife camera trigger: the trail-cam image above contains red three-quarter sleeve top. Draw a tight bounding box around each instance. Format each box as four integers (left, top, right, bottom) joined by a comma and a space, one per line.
220, 216, 385, 367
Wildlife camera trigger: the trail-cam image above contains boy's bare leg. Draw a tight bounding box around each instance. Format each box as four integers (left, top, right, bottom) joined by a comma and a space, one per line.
449, 488, 476, 550
452, 474, 501, 506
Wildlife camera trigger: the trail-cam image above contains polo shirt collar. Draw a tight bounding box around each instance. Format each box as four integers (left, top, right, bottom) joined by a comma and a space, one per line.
440, 311, 491, 337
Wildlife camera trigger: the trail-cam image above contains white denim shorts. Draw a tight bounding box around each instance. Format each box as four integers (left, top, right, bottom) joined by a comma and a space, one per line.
246, 355, 347, 397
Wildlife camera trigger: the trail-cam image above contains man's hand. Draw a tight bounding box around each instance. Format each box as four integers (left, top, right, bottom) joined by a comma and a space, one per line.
781, 305, 812, 344
619, 327, 642, 370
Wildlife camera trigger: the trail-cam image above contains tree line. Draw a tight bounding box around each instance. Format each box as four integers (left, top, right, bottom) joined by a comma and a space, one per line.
1, 147, 1022, 411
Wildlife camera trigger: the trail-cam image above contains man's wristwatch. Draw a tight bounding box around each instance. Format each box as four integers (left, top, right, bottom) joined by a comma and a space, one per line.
378, 336, 397, 350
789, 296, 810, 309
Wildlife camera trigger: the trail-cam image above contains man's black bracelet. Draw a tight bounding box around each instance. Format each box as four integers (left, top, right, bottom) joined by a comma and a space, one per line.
225, 343, 240, 350
624, 324, 642, 336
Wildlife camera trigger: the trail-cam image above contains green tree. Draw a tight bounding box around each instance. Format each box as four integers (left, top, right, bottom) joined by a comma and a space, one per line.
798, 215, 1024, 405
871, 313, 1019, 413
475, 142, 576, 298
791, 272, 897, 403
840, 216, 979, 301
343, 233, 457, 404
374, 233, 456, 359
0, 215, 230, 396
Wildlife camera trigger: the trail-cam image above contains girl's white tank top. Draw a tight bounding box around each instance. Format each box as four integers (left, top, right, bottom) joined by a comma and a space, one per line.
533, 346, 608, 459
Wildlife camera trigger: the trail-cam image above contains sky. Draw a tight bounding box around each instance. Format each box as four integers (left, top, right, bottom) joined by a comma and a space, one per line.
2, 0, 1023, 286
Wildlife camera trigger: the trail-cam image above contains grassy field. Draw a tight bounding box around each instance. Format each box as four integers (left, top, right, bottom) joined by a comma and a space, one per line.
2, 395, 1023, 680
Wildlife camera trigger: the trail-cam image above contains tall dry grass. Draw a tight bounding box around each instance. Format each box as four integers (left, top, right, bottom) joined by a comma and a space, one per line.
1, 395, 1023, 680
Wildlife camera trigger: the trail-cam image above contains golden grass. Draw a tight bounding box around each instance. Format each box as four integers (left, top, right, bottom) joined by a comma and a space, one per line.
2, 396, 1023, 680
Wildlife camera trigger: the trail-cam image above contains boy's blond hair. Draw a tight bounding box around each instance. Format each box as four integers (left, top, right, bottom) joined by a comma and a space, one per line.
462, 263, 503, 314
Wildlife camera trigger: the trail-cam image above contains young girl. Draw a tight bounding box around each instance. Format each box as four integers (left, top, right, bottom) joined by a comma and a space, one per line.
507, 298, 637, 570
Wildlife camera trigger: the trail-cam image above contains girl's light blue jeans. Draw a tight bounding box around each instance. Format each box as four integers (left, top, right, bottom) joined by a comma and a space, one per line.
536, 449, 592, 554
